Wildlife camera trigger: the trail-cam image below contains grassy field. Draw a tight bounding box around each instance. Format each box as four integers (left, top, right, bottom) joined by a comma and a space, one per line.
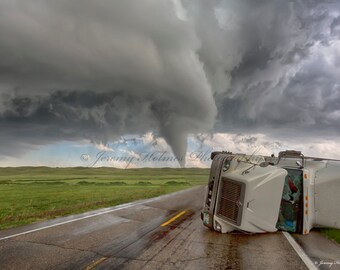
0, 167, 209, 230
321, 228, 340, 244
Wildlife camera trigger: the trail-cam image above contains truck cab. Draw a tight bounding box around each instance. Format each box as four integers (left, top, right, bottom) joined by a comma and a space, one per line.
201, 150, 340, 234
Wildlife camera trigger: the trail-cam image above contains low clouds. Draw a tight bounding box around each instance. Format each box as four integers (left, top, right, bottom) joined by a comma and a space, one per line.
0, 0, 340, 165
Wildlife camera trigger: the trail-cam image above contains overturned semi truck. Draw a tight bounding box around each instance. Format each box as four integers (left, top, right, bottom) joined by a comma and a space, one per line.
201, 150, 340, 234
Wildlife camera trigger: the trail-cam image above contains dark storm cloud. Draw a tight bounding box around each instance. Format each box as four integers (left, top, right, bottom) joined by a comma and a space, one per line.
0, 89, 214, 164
209, 0, 340, 138
0, 0, 339, 164
0, 0, 217, 165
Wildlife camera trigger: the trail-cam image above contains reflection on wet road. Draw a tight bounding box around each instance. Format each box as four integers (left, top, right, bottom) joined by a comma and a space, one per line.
0, 186, 310, 269
89, 211, 307, 270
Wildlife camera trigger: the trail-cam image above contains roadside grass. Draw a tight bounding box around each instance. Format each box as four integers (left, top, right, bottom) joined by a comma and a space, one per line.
321, 228, 340, 244
0, 167, 209, 230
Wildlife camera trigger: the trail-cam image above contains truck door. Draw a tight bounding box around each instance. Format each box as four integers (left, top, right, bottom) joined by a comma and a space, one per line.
276, 169, 304, 233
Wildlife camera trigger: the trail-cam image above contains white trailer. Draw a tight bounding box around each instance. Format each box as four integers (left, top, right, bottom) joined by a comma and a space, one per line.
201, 150, 340, 234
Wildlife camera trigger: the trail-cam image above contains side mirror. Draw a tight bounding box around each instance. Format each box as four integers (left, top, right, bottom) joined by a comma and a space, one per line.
296, 161, 303, 169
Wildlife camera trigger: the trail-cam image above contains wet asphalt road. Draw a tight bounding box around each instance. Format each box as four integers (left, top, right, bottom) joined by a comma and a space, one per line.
293, 231, 340, 270
0, 186, 319, 269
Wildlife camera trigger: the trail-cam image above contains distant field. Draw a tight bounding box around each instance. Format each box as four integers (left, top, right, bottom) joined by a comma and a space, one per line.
0, 167, 209, 230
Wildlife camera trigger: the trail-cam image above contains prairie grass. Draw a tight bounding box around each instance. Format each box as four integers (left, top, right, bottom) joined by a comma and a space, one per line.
0, 167, 209, 230
321, 228, 340, 244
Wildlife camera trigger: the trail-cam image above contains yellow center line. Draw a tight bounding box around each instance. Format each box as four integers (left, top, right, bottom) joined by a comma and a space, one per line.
85, 257, 108, 270
160, 210, 187, 227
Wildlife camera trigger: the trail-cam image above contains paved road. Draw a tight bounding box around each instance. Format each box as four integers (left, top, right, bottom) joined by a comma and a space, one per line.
0, 186, 323, 269
293, 231, 340, 270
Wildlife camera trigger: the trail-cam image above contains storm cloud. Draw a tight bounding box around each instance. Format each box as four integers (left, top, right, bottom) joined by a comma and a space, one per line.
0, 0, 339, 165
0, 0, 216, 165
210, 0, 340, 138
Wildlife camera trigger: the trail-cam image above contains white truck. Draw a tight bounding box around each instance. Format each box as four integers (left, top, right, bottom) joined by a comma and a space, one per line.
201, 150, 340, 234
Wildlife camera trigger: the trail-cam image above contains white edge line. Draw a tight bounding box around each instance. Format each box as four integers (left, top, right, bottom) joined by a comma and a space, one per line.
0, 203, 133, 241
0, 186, 201, 241
282, 231, 318, 270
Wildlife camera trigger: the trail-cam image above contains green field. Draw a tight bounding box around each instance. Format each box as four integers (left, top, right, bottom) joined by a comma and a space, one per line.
321, 228, 340, 244
0, 167, 209, 230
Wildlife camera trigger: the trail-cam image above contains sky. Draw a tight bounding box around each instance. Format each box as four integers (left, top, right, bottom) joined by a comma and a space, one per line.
0, 0, 340, 167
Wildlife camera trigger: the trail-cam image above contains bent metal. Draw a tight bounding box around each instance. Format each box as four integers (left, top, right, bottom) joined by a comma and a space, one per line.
201, 150, 340, 234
